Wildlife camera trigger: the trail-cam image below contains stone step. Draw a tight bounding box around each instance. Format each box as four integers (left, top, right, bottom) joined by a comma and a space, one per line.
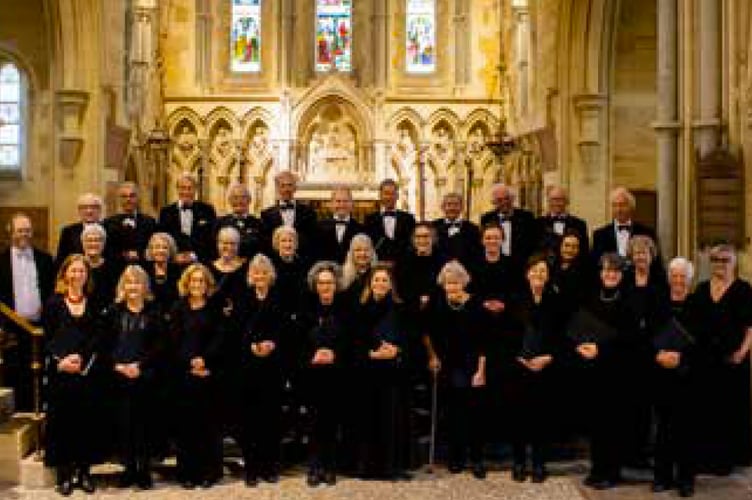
0, 413, 42, 484
0, 387, 14, 425
18, 455, 54, 489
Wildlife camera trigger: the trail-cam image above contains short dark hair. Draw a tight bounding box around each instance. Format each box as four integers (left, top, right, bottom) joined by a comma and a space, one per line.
379, 178, 398, 191
599, 252, 626, 271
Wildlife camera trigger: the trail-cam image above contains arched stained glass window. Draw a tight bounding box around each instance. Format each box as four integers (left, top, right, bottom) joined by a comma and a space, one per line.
315, 0, 352, 72
231, 0, 262, 73
406, 0, 436, 73
0, 63, 22, 171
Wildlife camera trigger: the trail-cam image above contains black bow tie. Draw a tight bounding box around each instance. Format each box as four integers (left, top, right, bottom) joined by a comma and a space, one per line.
383, 210, 396, 217
279, 202, 294, 210
448, 220, 461, 228
335, 219, 348, 226
180, 205, 192, 212
552, 215, 566, 222
617, 224, 631, 232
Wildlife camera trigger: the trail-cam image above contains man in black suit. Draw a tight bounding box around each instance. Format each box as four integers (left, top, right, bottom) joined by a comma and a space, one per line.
54, 192, 104, 270
104, 182, 157, 264
214, 183, 263, 259
260, 170, 318, 258
536, 185, 589, 256
591, 187, 658, 264
158, 173, 217, 263
315, 186, 364, 263
364, 178, 416, 263
479, 183, 537, 266
0, 213, 54, 410
432, 192, 481, 266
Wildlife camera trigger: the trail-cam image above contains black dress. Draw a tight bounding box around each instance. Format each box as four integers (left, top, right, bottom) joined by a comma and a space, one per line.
691, 279, 752, 472
489, 287, 560, 467
142, 261, 183, 320
299, 296, 348, 476
103, 301, 162, 476
237, 288, 286, 480
427, 294, 487, 468
89, 259, 122, 312
570, 285, 640, 483
652, 297, 696, 487
353, 295, 411, 479
169, 298, 225, 484
42, 295, 103, 472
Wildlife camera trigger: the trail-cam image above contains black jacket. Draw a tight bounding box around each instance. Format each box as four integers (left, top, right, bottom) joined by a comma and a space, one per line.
363, 209, 416, 263
260, 202, 318, 258
0, 247, 54, 313
158, 201, 217, 261
315, 217, 365, 263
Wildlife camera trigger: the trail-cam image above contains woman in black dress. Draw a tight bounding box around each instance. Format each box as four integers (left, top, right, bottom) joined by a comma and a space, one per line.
651, 257, 697, 497
169, 263, 224, 488
81, 223, 120, 313
354, 264, 411, 480
142, 232, 182, 319
691, 244, 752, 475
43, 254, 101, 496
469, 223, 516, 322
572, 253, 639, 490
550, 229, 591, 318
426, 261, 487, 479
301, 261, 347, 487
104, 265, 161, 490
497, 254, 559, 483
341, 233, 377, 306
237, 254, 285, 486
209, 226, 249, 316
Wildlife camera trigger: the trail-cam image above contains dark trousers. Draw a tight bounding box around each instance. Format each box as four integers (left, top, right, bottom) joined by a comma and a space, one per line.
653, 373, 695, 484
446, 387, 485, 466
306, 367, 340, 472
241, 377, 283, 477
175, 375, 222, 483
113, 378, 151, 473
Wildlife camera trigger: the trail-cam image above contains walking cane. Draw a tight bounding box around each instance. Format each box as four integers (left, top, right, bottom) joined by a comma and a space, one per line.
427, 371, 438, 473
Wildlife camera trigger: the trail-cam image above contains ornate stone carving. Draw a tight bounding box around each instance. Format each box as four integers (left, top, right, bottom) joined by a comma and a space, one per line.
428, 125, 455, 173
390, 126, 417, 172
171, 124, 199, 170
210, 126, 238, 179
247, 124, 273, 175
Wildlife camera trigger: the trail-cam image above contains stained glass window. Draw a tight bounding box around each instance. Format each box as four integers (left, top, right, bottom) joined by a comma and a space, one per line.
406, 0, 436, 73
231, 0, 261, 73
315, 0, 352, 72
0, 63, 21, 170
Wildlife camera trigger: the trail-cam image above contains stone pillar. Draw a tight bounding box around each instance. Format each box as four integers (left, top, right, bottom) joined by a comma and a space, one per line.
572, 94, 609, 225
453, 0, 470, 88
654, 0, 679, 258
373, 0, 388, 89
695, 0, 721, 156
279, 0, 294, 87
195, 0, 211, 89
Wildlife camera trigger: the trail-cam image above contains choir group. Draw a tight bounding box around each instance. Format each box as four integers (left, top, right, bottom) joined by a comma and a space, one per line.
2, 171, 751, 498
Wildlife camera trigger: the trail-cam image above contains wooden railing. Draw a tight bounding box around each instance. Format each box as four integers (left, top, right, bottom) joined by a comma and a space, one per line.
0, 300, 45, 459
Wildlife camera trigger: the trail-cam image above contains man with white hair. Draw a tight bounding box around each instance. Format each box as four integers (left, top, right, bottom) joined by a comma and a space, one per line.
536, 185, 589, 256
158, 173, 217, 263
104, 182, 157, 263
591, 186, 657, 263
54, 192, 105, 269
432, 192, 481, 266
260, 170, 318, 258
214, 183, 263, 259
479, 183, 537, 268
315, 186, 363, 263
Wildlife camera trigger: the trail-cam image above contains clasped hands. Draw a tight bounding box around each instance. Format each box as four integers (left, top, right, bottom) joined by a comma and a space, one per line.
311, 348, 335, 365
369, 341, 399, 360
57, 354, 82, 374
576, 342, 598, 360
517, 354, 553, 372
483, 299, 505, 313
251, 340, 276, 358
115, 362, 141, 379
190, 357, 210, 377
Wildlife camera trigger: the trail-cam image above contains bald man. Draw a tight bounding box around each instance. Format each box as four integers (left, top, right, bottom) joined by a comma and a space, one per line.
536, 186, 589, 256
104, 182, 157, 264
479, 184, 537, 267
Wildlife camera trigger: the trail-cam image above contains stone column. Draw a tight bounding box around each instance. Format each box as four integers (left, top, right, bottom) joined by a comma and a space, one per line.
695, 0, 721, 156
195, 0, 211, 89
373, 0, 388, 89
279, 0, 294, 87
453, 0, 470, 88
654, 0, 679, 258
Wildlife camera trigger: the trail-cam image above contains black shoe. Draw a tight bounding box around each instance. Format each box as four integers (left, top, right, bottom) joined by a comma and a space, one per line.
200, 478, 216, 488
77, 470, 96, 494
395, 471, 412, 481
678, 482, 695, 497
583, 475, 598, 487
118, 469, 136, 488
323, 470, 336, 486
531, 465, 547, 483
307, 469, 321, 487
56, 479, 74, 497
262, 473, 279, 483
512, 464, 527, 482
448, 463, 464, 474
651, 480, 673, 493
245, 474, 258, 487
471, 463, 486, 480
181, 479, 196, 489
136, 472, 153, 490
590, 478, 617, 490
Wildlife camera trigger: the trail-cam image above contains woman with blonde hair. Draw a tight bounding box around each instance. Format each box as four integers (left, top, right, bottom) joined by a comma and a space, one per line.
169, 263, 224, 488
43, 254, 100, 495
341, 233, 377, 305
104, 265, 161, 489
143, 232, 182, 318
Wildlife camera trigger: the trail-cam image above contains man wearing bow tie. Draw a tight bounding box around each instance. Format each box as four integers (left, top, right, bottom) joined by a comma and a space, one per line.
432, 192, 481, 266
364, 178, 416, 263
479, 183, 536, 267
158, 173, 217, 263
0, 213, 53, 410
54, 192, 106, 270
316, 187, 364, 263
591, 187, 657, 264
104, 182, 157, 264
535, 186, 589, 256
260, 170, 317, 258
214, 183, 263, 259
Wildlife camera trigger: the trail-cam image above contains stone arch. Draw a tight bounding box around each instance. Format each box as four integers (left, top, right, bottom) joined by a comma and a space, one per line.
426, 108, 461, 137
240, 107, 275, 139
205, 107, 240, 136
387, 108, 425, 141
167, 107, 204, 138
462, 109, 499, 137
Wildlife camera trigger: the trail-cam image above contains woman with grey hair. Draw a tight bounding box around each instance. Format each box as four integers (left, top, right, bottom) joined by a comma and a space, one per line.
300, 261, 347, 486
341, 233, 377, 305
426, 260, 487, 479
691, 244, 752, 476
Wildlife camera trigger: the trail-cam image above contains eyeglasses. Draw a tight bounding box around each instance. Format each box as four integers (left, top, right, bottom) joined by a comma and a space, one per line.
710, 256, 731, 263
